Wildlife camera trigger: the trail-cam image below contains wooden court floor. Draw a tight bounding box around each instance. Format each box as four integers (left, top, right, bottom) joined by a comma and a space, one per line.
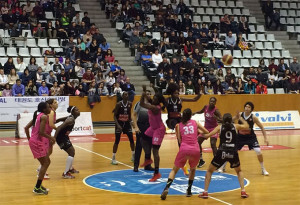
1, 130, 300, 205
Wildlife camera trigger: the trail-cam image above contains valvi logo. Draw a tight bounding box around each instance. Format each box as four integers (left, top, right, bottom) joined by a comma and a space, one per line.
252, 111, 300, 130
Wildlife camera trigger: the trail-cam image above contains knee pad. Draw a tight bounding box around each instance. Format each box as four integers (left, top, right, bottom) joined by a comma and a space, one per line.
253, 147, 261, 155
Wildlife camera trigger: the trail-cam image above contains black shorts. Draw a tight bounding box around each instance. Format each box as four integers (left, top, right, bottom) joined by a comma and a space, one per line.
57, 138, 73, 152
237, 134, 260, 150
211, 149, 240, 169
166, 117, 181, 130
115, 121, 132, 134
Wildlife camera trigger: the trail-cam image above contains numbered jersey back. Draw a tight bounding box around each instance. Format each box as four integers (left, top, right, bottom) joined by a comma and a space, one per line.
219, 124, 237, 151
179, 120, 198, 147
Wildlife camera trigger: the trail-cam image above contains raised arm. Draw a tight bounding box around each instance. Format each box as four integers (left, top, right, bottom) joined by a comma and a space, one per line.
253, 115, 269, 146
24, 120, 33, 141
193, 105, 206, 115
181, 94, 201, 102
203, 125, 221, 139
196, 121, 209, 134
140, 86, 160, 114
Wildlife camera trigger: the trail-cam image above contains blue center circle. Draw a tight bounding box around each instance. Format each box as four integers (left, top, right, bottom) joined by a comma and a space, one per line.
83, 168, 249, 195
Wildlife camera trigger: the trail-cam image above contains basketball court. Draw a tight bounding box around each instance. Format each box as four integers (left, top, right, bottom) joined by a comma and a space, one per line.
1, 129, 300, 205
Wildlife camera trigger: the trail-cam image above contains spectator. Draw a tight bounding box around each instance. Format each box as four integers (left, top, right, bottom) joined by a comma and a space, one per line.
21, 68, 32, 86
46, 71, 58, 88
225, 31, 236, 50
129, 30, 140, 56
83, 30, 93, 44
82, 68, 95, 92
24, 0, 34, 14
57, 69, 70, 85
75, 84, 86, 97
183, 40, 193, 57
288, 78, 299, 94
256, 67, 268, 85
61, 12, 70, 29
278, 58, 289, 73
141, 50, 155, 68
290, 57, 300, 74
52, 57, 64, 74
35, 67, 44, 88
208, 57, 218, 71
87, 82, 100, 108
117, 69, 127, 85
28, 57, 39, 75
1, 2, 9, 15
33, 1, 44, 20
77, 37, 86, 51
0, 68, 8, 89
50, 81, 61, 96
158, 58, 171, 75
156, 69, 167, 91
230, 15, 239, 34
82, 12, 91, 28
74, 59, 85, 79
241, 68, 250, 83
205, 80, 214, 95
99, 61, 109, 73
89, 39, 99, 56
290, 71, 298, 83
105, 49, 115, 64
201, 51, 210, 65
226, 78, 237, 94
81, 48, 93, 68
178, 80, 186, 95
3, 10, 18, 30
268, 59, 278, 72
237, 32, 250, 50
64, 2, 76, 19
262, 0, 273, 29
72, 12, 81, 26
244, 80, 255, 94
256, 81, 268, 94
95, 47, 105, 64
41, 57, 52, 74
281, 69, 291, 93
46, 21, 57, 38
105, 71, 115, 93
110, 60, 121, 77
64, 81, 76, 96
237, 78, 244, 94
214, 79, 224, 95
8, 68, 19, 86
195, 79, 205, 94
207, 68, 217, 84
98, 82, 109, 96
225, 68, 236, 84
259, 59, 268, 72
33, 23, 46, 38
55, 20, 68, 38
38, 81, 49, 96
248, 67, 257, 82
4, 57, 15, 75
12, 79, 25, 96
198, 67, 207, 82
18, 11, 30, 33
270, 9, 280, 30
165, 68, 177, 82
112, 82, 122, 97
100, 39, 110, 53
63, 58, 73, 74
95, 71, 105, 85
29, 11, 38, 29
25, 80, 38, 96
185, 79, 195, 95
152, 49, 163, 67
239, 16, 250, 34
220, 14, 231, 33
15, 57, 27, 77
2, 84, 12, 96
122, 77, 135, 102
267, 67, 279, 93
179, 56, 192, 74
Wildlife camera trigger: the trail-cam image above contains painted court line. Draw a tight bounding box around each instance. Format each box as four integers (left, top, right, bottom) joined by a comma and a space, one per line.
73, 144, 233, 205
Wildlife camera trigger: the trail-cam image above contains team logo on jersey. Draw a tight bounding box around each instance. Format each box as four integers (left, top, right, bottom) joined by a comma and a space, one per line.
84, 169, 249, 195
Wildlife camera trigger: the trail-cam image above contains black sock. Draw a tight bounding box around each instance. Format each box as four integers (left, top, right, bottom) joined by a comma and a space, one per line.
155, 167, 159, 174
35, 179, 42, 188
188, 179, 193, 190
165, 178, 173, 189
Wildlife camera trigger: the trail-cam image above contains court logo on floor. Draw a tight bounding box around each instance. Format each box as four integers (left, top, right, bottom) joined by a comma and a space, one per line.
84, 168, 249, 195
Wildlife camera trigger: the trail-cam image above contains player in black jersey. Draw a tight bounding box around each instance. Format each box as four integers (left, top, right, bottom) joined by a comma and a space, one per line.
199, 113, 249, 199
236, 102, 269, 176
112, 91, 135, 165
54, 106, 80, 179
165, 83, 201, 131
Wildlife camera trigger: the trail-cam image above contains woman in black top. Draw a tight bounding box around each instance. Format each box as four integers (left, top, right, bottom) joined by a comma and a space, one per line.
4, 57, 15, 75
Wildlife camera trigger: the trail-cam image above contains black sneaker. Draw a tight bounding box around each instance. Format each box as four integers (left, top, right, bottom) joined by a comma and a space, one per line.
144, 165, 155, 171
197, 159, 206, 168
33, 187, 48, 195
160, 188, 169, 200
133, 167, 139, 172
41, 186, 49, 192
186, 189, 192, 197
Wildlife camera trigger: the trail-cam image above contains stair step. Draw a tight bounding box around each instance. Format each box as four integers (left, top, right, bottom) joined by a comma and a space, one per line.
125, 70, 144, 75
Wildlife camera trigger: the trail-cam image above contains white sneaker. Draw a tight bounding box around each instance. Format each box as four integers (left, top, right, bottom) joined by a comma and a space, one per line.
262, 169, 269, 176
36, 173, 50, 179
118, 40, 122, 44
217, 168, 225, 173
111, 159, 118, 165
131, 154, 135, 162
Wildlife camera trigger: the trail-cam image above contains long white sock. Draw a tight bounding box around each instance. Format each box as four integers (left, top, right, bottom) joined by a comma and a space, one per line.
64, 156, 74, 174
260, 162, 265, 169
132, 151, 135, 155
37, 165, 41, 172
112, 153, 116, 160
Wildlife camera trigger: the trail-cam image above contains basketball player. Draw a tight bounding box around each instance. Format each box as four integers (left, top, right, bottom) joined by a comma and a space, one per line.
199, 113, 249, 199
140, 85, 166, 182
25, 102, 55, 195
54, 106, 81, 179
237, 102, 269, 176
132, 89, 154, 172
112, 91, 135, 165
165, 83, 201, 175
194, 97, 222, 168
161, 108, 209, 200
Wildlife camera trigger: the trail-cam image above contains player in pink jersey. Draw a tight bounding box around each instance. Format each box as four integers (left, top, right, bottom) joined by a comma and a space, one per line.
194, 97, 222, 168
161, 108, 209, 200
25, 102, 55, 195
140, 85, 166, 182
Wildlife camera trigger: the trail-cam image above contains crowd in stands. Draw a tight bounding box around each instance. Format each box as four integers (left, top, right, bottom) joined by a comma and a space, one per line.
107, 0, 299, 94
0, 0, 136, 107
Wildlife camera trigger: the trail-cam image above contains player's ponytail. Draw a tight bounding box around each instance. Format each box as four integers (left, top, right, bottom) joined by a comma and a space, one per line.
223, 113, 232, 129
32, 102, 48, 125
182, 108, 192, 125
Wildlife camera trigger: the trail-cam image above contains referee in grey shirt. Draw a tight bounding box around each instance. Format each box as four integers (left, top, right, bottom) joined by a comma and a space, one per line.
132, 89, 154, 172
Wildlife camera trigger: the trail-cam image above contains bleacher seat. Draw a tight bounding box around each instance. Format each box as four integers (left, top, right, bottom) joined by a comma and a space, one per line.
19, 48, 30, 57
38, 39, 49, 47
31, 48, 42, 57
0, 47, 6, 56
7, 47, 18, 56
267, 88, 274, 94
49, 39, 60, 47
26, 39, 37, 47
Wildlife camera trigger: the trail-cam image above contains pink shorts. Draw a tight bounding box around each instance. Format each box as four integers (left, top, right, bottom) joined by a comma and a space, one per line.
174, 149, 200, 168
145, 125, 166, 146
29, 139, 48, 159
200, 127, 219, 139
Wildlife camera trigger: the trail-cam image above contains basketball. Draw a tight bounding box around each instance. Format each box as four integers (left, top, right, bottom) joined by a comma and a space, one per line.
222, 54, 233, 66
